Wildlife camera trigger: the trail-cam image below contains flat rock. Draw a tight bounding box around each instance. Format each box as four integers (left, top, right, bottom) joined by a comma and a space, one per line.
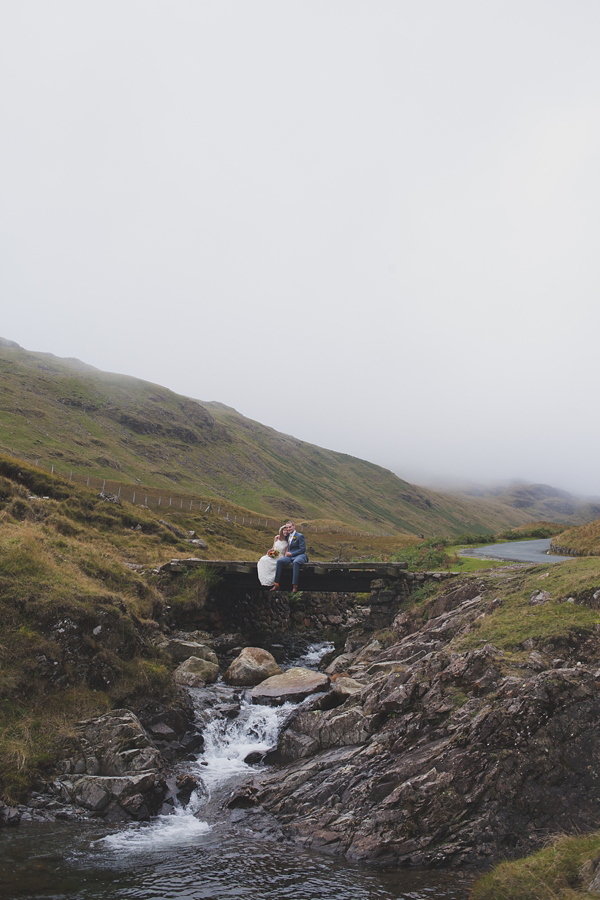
223, 647, 282, 686
251, 667, 330, 705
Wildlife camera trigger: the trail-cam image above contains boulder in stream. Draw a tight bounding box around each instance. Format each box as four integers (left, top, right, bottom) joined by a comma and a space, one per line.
174, 656, 220, 687
223, 647, 282, 686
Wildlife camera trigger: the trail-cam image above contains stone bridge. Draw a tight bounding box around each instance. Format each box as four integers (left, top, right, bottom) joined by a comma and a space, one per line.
160, 558, 411, 593
161, 557, 459, 645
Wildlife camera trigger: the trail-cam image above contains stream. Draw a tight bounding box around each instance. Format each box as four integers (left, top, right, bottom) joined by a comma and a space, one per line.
0, 644, 474, 899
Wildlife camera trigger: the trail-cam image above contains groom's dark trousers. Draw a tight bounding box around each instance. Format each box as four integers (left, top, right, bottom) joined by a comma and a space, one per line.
275, 532, 308, 586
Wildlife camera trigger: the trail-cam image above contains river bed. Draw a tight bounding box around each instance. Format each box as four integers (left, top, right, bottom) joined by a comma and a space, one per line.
0, 643, 475, 899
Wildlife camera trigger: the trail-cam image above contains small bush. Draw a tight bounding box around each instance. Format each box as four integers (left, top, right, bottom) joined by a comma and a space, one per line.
7, 497, 33, 521
390, 537, 453, 571
0, 477, 16, 502
454, 532, 496, 545
498, 526, 559, 541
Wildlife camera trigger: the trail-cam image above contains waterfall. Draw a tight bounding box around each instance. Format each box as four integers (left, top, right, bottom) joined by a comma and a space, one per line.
195, 698, 295, 793
97, 641, 333, 851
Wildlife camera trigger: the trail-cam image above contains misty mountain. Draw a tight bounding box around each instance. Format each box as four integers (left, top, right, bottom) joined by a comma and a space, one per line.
0, 339, 596, 536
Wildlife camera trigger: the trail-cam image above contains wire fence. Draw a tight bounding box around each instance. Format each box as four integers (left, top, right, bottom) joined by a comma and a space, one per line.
1, 448, 394, 538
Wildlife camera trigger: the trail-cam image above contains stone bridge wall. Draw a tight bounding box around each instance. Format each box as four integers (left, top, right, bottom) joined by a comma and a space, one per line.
175, 572, 457, 643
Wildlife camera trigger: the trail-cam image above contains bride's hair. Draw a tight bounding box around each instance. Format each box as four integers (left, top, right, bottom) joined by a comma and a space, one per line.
278, 525, 287, 540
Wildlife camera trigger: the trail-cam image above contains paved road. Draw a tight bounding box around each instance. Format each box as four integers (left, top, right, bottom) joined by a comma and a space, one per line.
463, 538, 572, 564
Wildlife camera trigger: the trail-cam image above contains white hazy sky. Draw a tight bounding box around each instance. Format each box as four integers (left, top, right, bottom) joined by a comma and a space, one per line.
2, 1, 600, 496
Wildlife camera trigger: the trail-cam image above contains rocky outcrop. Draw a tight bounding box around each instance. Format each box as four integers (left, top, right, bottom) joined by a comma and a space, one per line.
330, 675, 363, 702
223, 647, 282, 686
51, 772, 167, 821
42, 710, 166, 823
20, 705, 203, 826
251, 667, 330, 705
57, 709, 162, 776
228, 578, 600, 868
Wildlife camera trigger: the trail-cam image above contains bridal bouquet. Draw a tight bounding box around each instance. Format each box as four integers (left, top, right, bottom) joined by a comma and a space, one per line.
267, 548, 278, 558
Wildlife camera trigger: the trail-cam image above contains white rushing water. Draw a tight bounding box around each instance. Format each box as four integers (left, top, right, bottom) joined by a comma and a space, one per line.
98, 642, 332, 853
98, 692, 296, 853
292, 640, 334, 669
196, 698, 295, 792
98, 809, 210, 853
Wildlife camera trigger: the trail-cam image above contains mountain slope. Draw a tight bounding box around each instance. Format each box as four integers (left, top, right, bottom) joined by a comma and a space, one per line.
0, 338, 592, 536
453, 481, 600, 528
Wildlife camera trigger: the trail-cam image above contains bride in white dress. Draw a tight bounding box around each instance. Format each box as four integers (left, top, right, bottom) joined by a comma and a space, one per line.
257, 527, 288, 586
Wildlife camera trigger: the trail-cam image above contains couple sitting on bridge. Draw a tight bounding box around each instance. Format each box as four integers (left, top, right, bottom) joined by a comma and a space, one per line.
257, 521, 308, 593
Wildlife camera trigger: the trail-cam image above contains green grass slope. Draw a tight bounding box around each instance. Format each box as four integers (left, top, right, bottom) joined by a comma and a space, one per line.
0, 338, 587, 537
551, 519, 600, 556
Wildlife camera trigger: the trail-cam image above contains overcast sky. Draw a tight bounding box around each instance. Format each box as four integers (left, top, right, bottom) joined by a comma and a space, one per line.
2, 1, 599, 496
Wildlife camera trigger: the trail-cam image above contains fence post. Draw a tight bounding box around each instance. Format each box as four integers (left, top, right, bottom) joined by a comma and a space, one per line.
102, 479, 106, 491
158, 497, 161, 506
118, 485, 121, 498
51, 464, 54, 474
132, 491, 136, 504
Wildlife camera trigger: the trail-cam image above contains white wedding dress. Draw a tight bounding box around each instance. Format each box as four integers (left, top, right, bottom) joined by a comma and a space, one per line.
257, 539, 288, 586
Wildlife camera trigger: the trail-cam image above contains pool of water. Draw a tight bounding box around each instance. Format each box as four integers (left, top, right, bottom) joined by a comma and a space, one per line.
0, 821, 474, 899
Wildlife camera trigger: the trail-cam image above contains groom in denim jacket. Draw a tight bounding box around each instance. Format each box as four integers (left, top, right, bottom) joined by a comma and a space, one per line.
271, 521, 308, 593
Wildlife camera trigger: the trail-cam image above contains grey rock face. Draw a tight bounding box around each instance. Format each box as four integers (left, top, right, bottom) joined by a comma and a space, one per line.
227, 579, 600, 868
53, 772, 167, 821
65, 709, 163, 777
330, 676, 363, 701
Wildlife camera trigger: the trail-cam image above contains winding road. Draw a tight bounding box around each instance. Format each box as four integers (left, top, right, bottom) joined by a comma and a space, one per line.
463, 537, 573, 564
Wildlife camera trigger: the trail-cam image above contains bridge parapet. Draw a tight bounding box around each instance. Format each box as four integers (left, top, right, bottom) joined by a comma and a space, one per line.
160, 558, 409, 593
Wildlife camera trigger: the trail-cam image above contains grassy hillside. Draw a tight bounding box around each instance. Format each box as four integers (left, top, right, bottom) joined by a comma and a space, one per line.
0, 337, 592, 537
552, 520, 600, 556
